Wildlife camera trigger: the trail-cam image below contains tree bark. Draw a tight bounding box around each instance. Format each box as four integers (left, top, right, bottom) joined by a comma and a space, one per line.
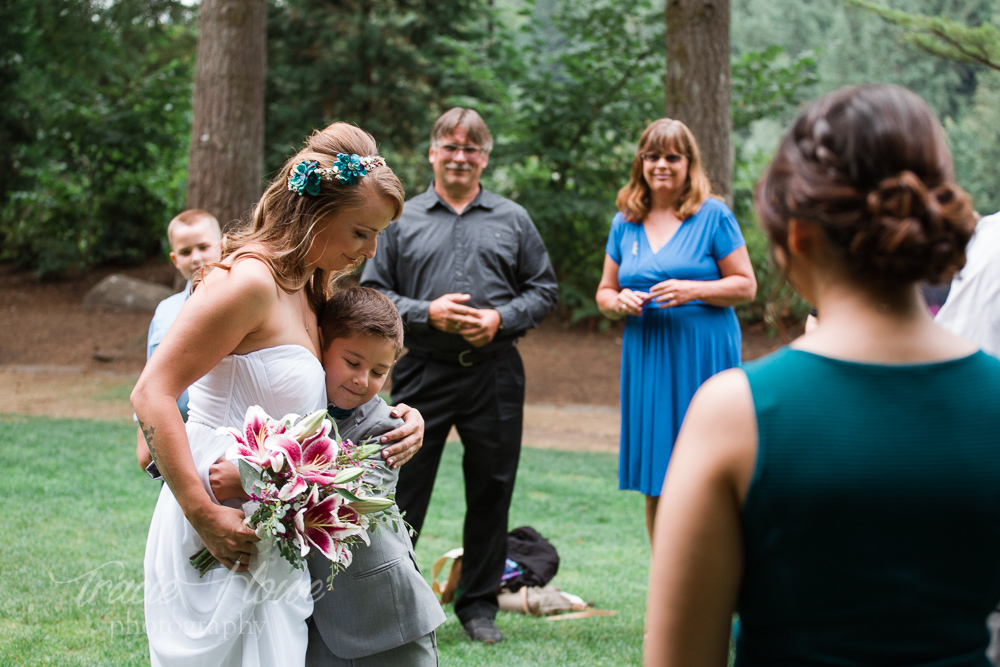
665, 0, 732, 202
186, 0, 267, 232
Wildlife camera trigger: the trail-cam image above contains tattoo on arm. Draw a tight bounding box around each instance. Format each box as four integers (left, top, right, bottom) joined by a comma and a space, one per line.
138, 419, 158, 464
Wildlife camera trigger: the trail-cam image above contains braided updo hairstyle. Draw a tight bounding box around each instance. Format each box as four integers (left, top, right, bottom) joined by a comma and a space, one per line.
755, 84, 975, 286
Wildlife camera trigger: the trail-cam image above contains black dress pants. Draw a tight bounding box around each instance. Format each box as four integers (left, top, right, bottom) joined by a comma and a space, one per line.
391, 347, 524, 623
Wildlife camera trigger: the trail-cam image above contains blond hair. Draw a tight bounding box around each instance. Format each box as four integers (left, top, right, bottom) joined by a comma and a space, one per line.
166, 209, 221, 248
616, 118, 716, 223
211, 123, 405, 313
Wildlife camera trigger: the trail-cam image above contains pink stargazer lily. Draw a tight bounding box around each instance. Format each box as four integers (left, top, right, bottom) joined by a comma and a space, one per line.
196, 406, 395, 585
294, 492, 366, 562
219, 405, 273, 467
266, 421, 341, 485
277, 476, 308, 501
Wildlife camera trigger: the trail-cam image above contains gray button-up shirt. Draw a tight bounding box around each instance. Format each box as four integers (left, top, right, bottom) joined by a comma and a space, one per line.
361, 183, 558, 354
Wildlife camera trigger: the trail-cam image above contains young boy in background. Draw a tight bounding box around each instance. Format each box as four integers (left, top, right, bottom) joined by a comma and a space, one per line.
211, 286, 445, 666
136, 209, 223, 475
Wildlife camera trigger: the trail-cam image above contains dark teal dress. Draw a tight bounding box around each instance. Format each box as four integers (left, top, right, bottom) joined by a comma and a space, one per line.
606, 198, 745, 496
738, 347, 1000, 666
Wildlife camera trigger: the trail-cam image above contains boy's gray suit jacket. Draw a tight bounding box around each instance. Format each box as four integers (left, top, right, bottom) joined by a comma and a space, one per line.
308, 396, 445, 660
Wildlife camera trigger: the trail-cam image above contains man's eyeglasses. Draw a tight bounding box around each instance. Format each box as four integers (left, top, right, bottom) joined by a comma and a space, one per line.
436, 144, 486, 157
641, 152, 685, 164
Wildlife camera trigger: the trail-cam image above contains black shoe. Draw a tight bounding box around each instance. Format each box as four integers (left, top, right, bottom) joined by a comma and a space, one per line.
462, 617, 503, 644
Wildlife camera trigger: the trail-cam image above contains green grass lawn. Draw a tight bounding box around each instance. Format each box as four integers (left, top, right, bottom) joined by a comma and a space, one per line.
0, 415, 648, 666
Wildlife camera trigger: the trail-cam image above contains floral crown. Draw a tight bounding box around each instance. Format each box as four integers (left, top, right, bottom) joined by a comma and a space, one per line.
287, 153, 388, 196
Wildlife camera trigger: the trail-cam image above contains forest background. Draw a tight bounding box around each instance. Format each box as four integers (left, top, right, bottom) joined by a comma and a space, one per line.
3, 0, 1000, 328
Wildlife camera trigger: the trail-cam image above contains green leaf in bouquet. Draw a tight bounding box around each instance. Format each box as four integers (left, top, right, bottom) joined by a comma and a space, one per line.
354, 443, 382, 460
335, 487, 363, 502
238, 459, 264, 495
332, 467, 366, 485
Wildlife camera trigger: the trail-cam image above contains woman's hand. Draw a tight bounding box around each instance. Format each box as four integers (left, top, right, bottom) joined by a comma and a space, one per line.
650, 279, 701, 308
649, 248, 758, 310
597, 254, 649, 319
209, 457, 249, 503
379, 403, 425, 469
615, 288, 651, 316
188, 503, 259, 572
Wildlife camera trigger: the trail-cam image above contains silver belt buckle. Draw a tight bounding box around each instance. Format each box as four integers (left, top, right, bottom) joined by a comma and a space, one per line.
458, 350, 473, 367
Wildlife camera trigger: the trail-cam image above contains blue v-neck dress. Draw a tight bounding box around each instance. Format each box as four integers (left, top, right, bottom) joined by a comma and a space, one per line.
606, 198, 746, 496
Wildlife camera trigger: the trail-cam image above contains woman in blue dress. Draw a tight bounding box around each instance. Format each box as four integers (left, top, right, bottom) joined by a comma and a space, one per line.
596, 119, 757, 541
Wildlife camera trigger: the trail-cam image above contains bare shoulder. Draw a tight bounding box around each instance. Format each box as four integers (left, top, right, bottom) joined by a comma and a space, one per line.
687, 368, 755, 433
932, 325, 980, 357
199, 252, 280, 307
675, 367, 758, 498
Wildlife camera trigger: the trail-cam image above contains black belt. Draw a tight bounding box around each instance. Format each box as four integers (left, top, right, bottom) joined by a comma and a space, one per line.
405, 343, 515, 367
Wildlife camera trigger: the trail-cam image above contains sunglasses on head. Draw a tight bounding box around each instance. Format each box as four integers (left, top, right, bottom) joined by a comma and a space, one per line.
641, 152, 685, 164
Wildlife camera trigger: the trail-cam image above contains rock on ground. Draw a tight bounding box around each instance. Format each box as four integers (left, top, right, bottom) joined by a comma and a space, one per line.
83, 274, 175, 312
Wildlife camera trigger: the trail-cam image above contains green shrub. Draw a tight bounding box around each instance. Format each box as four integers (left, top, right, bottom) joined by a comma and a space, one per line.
0, 0, 194, 277
481, 0, 670, 312
947, 72, 1000, 217
478, 13, 819, 325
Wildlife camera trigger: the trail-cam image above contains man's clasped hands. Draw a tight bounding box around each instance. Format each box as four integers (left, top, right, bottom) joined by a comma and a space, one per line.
428, 293, 502, 347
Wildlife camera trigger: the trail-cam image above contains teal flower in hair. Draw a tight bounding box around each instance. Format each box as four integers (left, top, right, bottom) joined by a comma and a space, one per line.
287, 154, 386, 195
333, 153, 367, 186
288, 160, 322, 196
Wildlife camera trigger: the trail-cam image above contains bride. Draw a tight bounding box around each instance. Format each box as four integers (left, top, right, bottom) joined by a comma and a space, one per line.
131, 123, 422, 666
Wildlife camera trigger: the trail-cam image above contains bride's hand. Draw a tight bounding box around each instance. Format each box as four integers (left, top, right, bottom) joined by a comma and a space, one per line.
188, 504, 259, 572
379, 403, 424, 469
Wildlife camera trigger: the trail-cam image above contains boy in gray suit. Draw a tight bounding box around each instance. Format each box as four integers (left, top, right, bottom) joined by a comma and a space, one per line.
211, 286, 444, 666
307, 286, 445, 667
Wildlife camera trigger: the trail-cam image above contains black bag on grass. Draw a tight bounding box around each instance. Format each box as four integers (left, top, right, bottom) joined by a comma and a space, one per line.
504, 526, 559, 592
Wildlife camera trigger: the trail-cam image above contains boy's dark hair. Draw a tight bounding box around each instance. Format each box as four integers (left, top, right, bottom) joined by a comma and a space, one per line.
319, 286, 404, 357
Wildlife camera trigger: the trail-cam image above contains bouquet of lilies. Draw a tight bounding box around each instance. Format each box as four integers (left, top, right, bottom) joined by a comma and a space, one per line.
190, 406, 395, 586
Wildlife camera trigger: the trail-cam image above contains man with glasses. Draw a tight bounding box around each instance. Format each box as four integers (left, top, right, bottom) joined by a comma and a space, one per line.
362, 107, 558, 644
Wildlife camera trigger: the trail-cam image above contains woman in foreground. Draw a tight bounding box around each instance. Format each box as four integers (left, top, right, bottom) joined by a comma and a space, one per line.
131, 123, 421, 666
645, 84, 1000, 666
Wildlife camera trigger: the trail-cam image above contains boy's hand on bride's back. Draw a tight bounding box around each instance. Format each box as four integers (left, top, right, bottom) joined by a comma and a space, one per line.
209, 457, 249, 502
380, 403, 424, 469
189, 504, 258, 572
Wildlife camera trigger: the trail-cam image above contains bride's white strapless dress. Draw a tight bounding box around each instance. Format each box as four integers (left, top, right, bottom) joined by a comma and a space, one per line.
144, 345, 326, 667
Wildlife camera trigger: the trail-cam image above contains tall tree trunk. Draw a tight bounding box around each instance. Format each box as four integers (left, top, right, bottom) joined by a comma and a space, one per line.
186, 0, 267, 232
664, 0, 732, 202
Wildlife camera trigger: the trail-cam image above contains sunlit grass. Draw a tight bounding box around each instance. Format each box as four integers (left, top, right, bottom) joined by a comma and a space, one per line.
0, 416, 648, 666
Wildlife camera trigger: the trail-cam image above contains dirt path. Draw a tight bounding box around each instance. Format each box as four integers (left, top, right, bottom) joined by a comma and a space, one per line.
0, 260, 795, 451
0, 366, 624, 453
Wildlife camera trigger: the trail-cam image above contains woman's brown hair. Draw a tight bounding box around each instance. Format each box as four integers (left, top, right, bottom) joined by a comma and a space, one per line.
615, 118, 715, 223
755, 84, 975, 286
206, 123, 405, 313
